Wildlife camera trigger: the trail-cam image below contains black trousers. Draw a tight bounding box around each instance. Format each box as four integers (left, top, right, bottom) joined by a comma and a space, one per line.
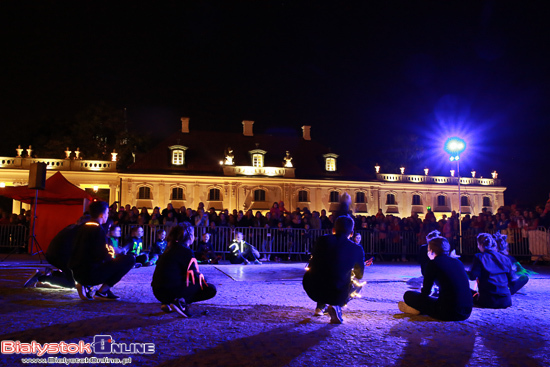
153, 283, 217, 305
73, 254, 135, 287
403, 291, 471, 321
229, 246, 260, 264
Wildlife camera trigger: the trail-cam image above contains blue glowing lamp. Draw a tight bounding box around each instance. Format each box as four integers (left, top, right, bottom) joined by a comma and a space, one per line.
444, 137, 466, 160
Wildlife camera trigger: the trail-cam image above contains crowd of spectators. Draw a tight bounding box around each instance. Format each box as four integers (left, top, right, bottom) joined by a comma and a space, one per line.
0, 208, 30, 227
106, 199, 550, 245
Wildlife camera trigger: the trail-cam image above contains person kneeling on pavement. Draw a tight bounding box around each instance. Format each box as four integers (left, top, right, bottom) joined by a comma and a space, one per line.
151, 223, 217, 317
302, 215, 365, 324
398, 236, 473, 321
228, 231, 262, 265
69, 201, 135, 301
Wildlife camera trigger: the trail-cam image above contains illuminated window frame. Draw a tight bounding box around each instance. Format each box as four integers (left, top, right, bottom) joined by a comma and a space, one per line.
249, 149, 267, 168
329, 191, 340, 203
168, 145, 188, 166
323, 153, 339, 172
355, 192, 366, 204
172, 150, 184, 165
386, 193, 396, 205
252, 154, 263, 167
298, 190, 309, 202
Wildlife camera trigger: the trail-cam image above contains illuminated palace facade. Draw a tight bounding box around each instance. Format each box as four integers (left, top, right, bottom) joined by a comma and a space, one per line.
0, 119, 505, 217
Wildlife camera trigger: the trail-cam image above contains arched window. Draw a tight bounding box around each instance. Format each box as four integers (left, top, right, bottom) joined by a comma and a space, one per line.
483, 196, 491, 207
412, 194, 422, 205
254, 189, 266, 201
209, 188, 221, 201
461, 196, 470, 206
437, 195, 446, 206
355, 192, 366, 204
171, 187, 184, 200
386, 193, 396, 205
138, 186, 151, 200
298, 190, 309, 202
329, 191, 340, 203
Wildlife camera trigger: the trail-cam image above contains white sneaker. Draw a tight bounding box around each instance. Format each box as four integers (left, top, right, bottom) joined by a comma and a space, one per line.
398, 301, 420, 315
313, 308, 324, 316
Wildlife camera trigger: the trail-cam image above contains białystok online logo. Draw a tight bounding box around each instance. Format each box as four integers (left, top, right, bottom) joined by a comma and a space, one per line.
1, 335, 155, 356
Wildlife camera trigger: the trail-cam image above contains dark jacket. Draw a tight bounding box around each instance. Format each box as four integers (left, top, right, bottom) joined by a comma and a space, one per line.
303, 233, 365, 306
151, 243, 197, 290
468, 249, 513, 308
69, 222, 112, 277
422, 254, 473, 319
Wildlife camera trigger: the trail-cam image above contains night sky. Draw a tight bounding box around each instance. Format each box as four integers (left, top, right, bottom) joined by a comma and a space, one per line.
2, 1, 549, 207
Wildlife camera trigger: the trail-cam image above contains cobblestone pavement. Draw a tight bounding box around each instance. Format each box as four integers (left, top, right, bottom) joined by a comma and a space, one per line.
0, 255, 549, 367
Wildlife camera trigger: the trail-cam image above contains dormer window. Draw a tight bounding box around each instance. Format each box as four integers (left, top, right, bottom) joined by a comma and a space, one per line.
249, 149, 266, 168
169, 145, 188, 166
323, 153, 339, 172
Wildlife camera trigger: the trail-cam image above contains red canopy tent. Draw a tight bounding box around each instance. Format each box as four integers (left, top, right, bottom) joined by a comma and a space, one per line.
0, 172, 94, 253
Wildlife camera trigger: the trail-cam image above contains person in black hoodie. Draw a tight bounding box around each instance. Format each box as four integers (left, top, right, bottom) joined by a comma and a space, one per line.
399, 236, 473, 321
468, 233, 514, 309
303, 215, 365, 324
151, 223, 217, 317
69, 201, 135, 301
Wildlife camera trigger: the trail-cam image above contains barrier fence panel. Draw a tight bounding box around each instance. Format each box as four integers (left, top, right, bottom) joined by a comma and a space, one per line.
0, 224, 28, 249
117, 224, 550, 261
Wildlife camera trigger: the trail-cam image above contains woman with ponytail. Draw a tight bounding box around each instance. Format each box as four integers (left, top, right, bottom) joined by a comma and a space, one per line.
151, 222, 217, 317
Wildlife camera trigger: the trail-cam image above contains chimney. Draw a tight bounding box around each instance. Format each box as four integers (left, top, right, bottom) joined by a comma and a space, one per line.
181, 117, 190, 133
302, 125, 311, 141
242, 120, 254, 136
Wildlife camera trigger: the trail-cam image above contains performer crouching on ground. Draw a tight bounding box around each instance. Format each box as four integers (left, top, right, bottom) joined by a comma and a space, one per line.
302, 215, 365, 324
151, 223, 217, 317
398, 235, 473, 321
69, 201, 136, 301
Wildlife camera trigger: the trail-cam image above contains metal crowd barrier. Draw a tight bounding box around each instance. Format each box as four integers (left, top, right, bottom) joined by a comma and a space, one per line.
117, 224, 550, 261
0, 224, 28, 249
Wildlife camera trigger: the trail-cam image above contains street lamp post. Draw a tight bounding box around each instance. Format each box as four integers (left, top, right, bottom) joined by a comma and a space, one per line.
444, 137, 466, 254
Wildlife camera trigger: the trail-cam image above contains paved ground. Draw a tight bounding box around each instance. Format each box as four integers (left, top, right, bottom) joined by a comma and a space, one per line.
0, 254, 549, 367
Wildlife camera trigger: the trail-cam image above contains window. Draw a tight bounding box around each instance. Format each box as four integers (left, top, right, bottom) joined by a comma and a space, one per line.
412, 194, 421, 205
355, 192, 366, 203
254, 189, 266, 201
168, 145, 187, 166
437, 195, 446, 206
483, 197, 491, 207
171, 187, 184, 200
172, 150, 184, 165
209, 188, 221, 201
329, 191, 340, 203
326, 158, 336, 171
323, 153, 339, 172
298, 190, 309, 202
252, 154, 264, 167
138, 187, 151, 200
386, 193, 396, 205
461, 196, 469, 206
